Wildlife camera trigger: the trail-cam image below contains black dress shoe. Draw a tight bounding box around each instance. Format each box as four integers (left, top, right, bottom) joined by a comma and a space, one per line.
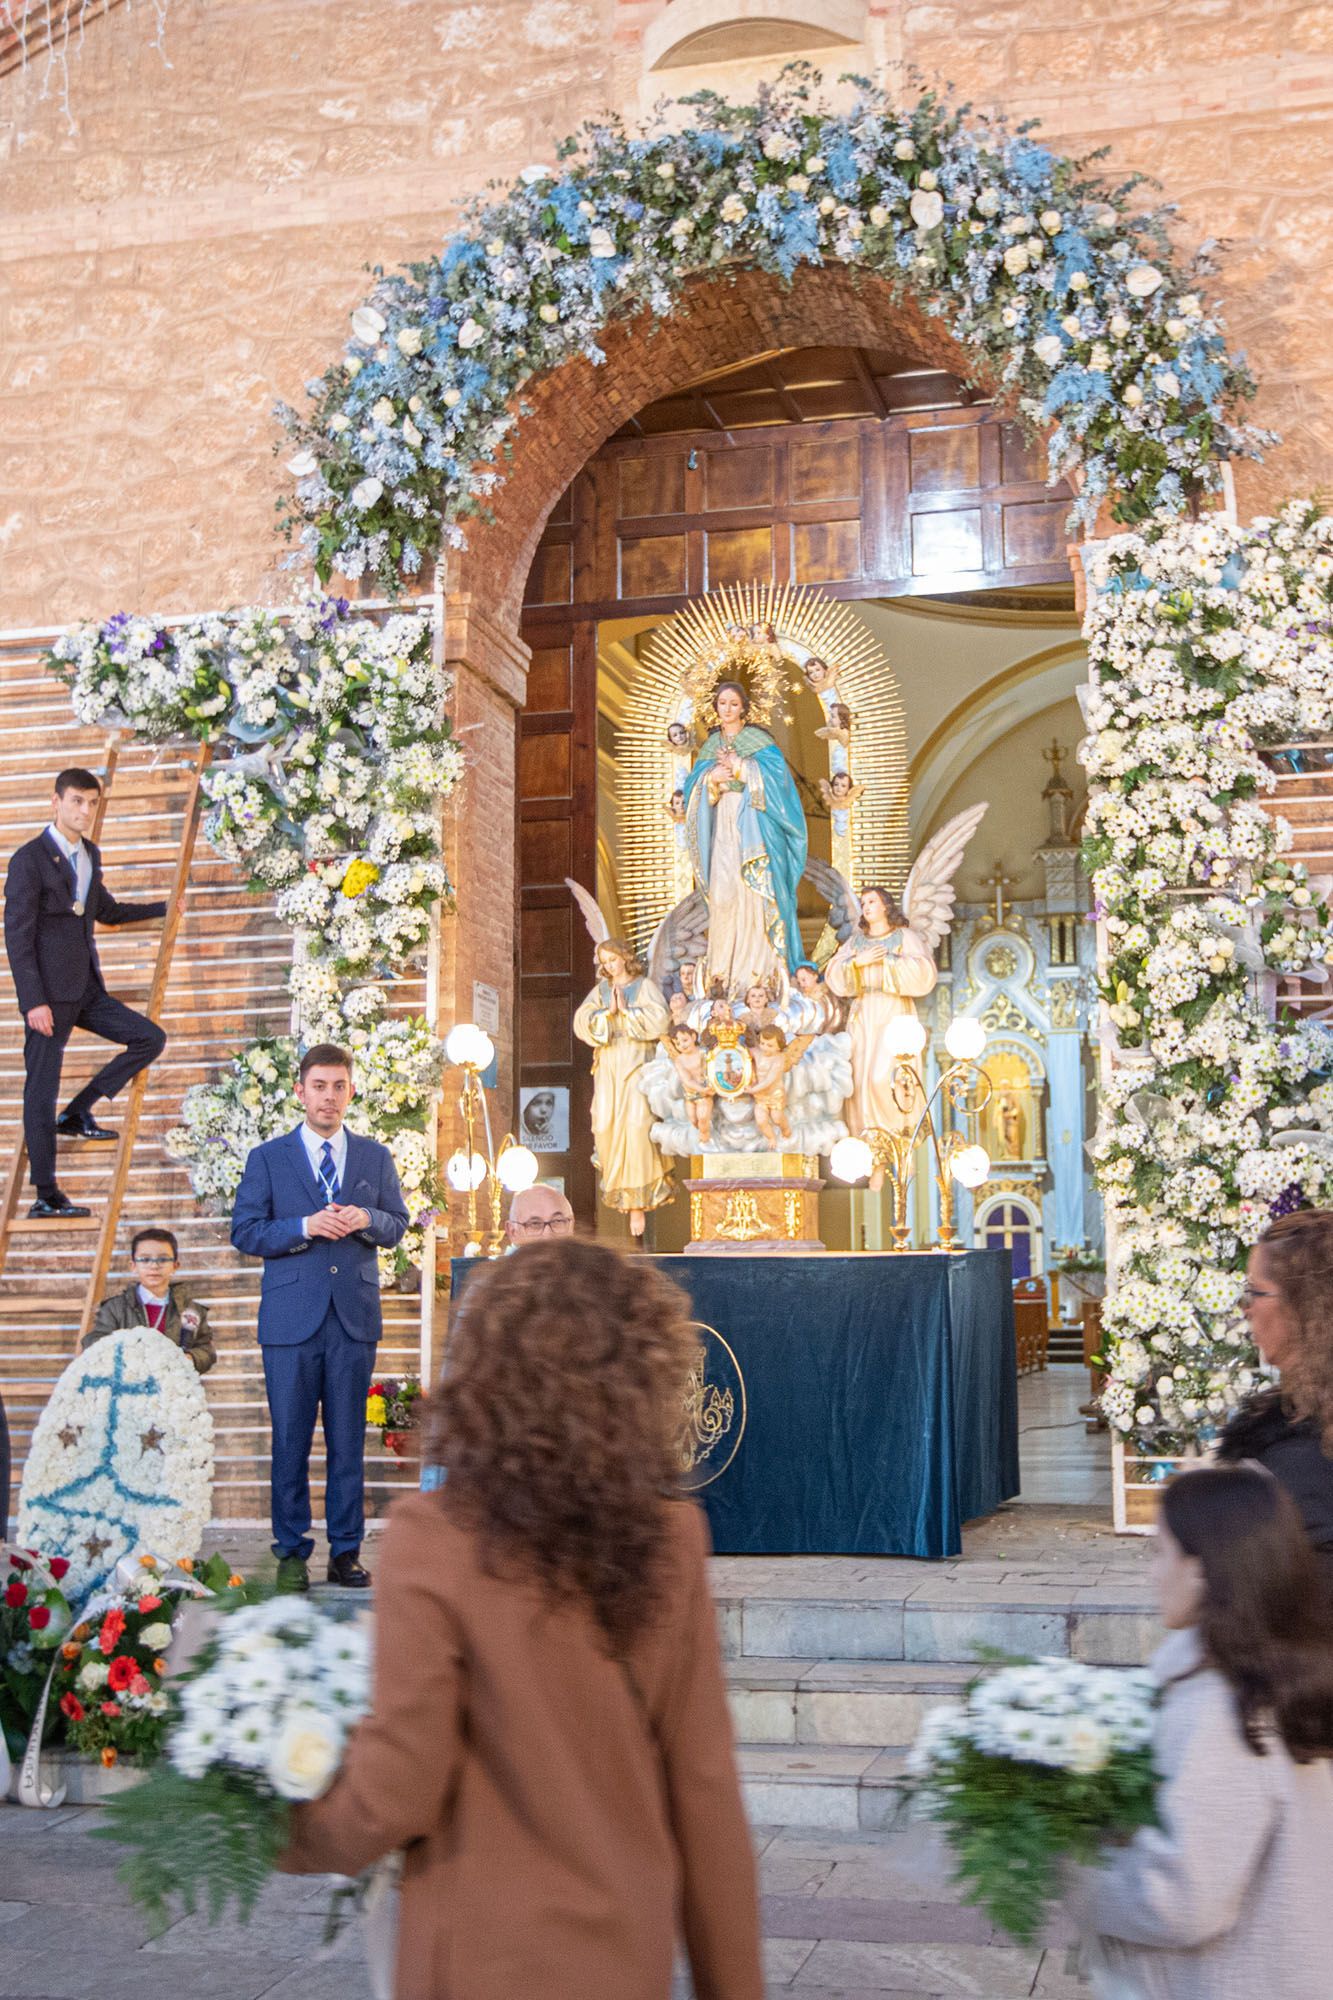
326, 1551, 371, 1588
27, 1194, 91, 1220
275, 1555, 310, 1593
56, 1110, 117, 1142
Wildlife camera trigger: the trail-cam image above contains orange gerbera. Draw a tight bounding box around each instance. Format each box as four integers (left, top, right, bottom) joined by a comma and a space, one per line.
227, 1573, 244, 1589
60, 1641, 81, 1663
100, 1746, 118, 1768
153, 1657, 168, 1676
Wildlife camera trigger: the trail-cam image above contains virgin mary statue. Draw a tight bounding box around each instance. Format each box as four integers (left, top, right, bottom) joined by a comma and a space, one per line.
682, 680, 808, 995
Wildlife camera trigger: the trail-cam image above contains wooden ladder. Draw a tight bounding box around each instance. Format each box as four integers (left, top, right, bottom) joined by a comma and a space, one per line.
0, 735, 211, 1345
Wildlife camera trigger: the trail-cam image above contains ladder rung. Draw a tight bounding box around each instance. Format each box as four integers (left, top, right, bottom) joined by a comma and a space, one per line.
5, 1215, 101, 1233
0, 1293, 84, 1311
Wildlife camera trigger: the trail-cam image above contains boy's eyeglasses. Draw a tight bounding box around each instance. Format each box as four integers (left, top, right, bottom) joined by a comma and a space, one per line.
133, 1255, 176, 1267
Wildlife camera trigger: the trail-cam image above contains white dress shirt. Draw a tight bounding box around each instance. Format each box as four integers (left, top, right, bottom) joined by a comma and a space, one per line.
48, 823, 92, 903
299, 1121, 353, 1237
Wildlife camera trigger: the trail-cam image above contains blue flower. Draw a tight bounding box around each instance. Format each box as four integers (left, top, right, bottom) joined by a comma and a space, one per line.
1008, 138, 1054, 190
822, 135, 861, 199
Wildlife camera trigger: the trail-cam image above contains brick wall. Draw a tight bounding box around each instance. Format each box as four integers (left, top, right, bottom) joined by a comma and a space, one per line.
0, 0, 1330, 634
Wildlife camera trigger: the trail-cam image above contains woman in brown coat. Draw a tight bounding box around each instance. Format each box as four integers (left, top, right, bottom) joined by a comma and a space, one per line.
281, 1238, 764, 2000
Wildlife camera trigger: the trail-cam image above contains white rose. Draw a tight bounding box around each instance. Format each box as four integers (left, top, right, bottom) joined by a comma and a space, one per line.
786, 173, 810, 195
140, 1621, 173, 1651
976, 188, 1000, 217
656, 161, 675, 181
918, 169, 938, 191
894, 138, 916, 160
1034, 334, 1064, 366
538, 303, 559, 323
1157, 370, 1180, 398
587, 226, 616, 259
1126, 263, 1163, 297
910, 189, 944, 231
720, 193, 748, 225
1040, 208, 1062, 234
869, 204, 890, 228
762, 131, 798, 162
268, 1706, 344, 1801
78, 1660, 111, 1691
395, 326, 423, 356
1166, 317, 1188, 340
805, 154, 826, 172
1001, 305, 1019, 327
1122, 383, 1144, 408
1089, 343, 1111, 371
1293, 886, 1313, 906
1069, 270, 1090, 290
1109, 311, 1131, 337
402, 417, 422, 449
286, 450, 318, 478
328, 413, 350, 433
345, 356, 361, 377
1003, 244, 1030, 275
457, 317, 486, 348
350, 306, 386, 344
350, 477, 384, 510
441, 387, 460, 408
371, 397, 395, 426
819, 194, 836, 214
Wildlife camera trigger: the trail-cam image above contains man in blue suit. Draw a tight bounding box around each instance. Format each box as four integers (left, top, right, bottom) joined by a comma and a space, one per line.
231, 1042, 409, 1592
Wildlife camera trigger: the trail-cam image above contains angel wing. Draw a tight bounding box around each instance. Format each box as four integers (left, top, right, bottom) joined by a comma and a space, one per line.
564, 878, 610, 948
902, 803, 989, 955
802, 857, 859, 942
648, 889, 710, 988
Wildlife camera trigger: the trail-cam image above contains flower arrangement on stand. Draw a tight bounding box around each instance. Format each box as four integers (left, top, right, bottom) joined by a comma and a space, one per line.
908, 1658, 1159, 1944
365, 1377, 423, 1456
276, 72, 1262, 598
2, 1548, 73, 1759
45, 594, 461, 1284
1082, 503, 1333, 1458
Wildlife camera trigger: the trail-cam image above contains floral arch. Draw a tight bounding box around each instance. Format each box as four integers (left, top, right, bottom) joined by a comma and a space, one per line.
277, 73, 1261, 604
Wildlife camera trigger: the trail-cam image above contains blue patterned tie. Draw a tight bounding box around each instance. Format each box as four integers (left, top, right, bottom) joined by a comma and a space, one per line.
318, 1140, 341, 1204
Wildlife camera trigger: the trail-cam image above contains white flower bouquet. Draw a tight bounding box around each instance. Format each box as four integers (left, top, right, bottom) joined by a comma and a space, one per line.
97, 1595, 370, 1931
908, 1658, 1159, 1944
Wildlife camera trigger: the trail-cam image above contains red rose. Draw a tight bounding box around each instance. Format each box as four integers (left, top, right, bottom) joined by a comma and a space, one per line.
60, 1692, 86, 1723
10, 1555, 30, 1573
137, 1595, 162, 1615
28, 1605, 51, 1630
107, 1656, 136, 1692
3, 1580, 26, 1608
99, 1608, 126, 1653
100, 1701, 121, 1718
48, 1558, 70, 1580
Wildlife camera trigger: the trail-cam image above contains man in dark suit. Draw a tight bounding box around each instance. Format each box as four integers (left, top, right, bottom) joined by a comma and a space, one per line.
3, 767, 173, 1219
231, 1041, 410, 1592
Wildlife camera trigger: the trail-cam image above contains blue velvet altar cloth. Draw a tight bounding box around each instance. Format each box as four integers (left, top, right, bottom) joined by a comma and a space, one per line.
450, 1249, 1018, 1558
643, 1250, 1018, 1559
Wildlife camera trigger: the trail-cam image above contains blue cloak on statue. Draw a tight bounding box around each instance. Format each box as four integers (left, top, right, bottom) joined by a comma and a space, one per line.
682, 723, 808, 973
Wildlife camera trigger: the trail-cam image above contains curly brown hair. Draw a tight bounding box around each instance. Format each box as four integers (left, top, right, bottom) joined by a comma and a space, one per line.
1256, 1207, 1333, 1449
596, 936, 646, 980
426, 1240, 700, 1652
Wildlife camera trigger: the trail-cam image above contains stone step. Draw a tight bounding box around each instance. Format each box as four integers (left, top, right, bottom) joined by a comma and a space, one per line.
738, 1743, 911, 1833
726, 1658, 973, 1748
711, 1562, 1156, 1667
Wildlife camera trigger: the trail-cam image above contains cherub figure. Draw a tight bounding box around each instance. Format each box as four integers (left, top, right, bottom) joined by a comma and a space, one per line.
664, 1022, 714, 1143
666, 721, 691, 752
749, 1025, 814, 1146
818, 771, 865, 813
816, 701, 854, 748
668, 989, 692, 1027
664, 788, 687, 825
791, 958, 840, 1033
802, 654, 839, 694
737, 978, 779, 1039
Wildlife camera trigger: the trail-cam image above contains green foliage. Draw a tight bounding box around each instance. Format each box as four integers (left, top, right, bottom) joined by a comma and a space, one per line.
922, 1738, 1159, 1944
96, 1764, 291, 1935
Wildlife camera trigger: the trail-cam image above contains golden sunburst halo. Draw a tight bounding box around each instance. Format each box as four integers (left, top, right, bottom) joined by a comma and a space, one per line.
616, 582, 910, 954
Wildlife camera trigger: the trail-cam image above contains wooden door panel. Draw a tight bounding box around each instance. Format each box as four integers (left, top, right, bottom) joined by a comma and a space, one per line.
704, 444, 776, 512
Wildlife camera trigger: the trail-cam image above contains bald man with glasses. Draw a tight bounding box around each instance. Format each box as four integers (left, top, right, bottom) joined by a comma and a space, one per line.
505, 1184, 575, 1249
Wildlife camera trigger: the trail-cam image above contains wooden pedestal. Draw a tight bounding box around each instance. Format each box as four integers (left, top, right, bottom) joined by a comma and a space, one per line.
684, 1152, 825, 1254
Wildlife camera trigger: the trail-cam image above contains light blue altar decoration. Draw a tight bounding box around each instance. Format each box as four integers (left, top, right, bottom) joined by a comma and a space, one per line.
683, 721, 808, 972
17, 1330, 214, 1603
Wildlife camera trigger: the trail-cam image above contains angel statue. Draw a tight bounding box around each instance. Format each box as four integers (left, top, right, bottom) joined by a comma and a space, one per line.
681, 680, 808, 995
825, 804, 988, 1180
567, 882, 674, 1238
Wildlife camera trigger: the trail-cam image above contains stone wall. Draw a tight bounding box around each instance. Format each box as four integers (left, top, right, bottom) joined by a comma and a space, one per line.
0, 0, 1329, 629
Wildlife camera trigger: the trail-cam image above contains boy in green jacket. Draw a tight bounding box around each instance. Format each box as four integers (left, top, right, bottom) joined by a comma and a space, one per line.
83, 1226, 216, 1374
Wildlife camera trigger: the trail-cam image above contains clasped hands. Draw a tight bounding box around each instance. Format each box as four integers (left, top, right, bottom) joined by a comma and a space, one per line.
306, 1203, 372, 1240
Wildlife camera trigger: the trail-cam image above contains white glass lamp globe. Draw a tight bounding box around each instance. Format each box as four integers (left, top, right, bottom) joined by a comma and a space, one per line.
884, 1014, 927, 1058
446, 1149, 488, 1192
496, 1143, 540, 1193
944, 1016, 986, 1062
829, 1135, 875, 1184
444, 1022, 495, 1070
950, 1144, 991, 1190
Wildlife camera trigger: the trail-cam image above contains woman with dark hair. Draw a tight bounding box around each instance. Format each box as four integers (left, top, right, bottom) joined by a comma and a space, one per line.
281, 1239, 763, 2000
1067, 1465, 1333, 1998
1216, 1206, 1333, 1584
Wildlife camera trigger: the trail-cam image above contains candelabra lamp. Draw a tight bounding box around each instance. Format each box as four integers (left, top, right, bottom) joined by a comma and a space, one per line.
443, 1022, 540, 1258
830, 1014, 993, 1251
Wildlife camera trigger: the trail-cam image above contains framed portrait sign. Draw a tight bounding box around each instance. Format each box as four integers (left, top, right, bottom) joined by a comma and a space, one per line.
519, 1085, 569, 1154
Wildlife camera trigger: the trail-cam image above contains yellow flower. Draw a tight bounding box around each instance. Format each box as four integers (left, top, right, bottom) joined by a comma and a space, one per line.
341, 858, 381, 899
366, 1394, 387, 1426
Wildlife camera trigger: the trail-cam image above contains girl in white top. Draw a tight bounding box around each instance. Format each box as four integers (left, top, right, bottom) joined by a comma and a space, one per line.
1067, 1464, 1333, 2000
